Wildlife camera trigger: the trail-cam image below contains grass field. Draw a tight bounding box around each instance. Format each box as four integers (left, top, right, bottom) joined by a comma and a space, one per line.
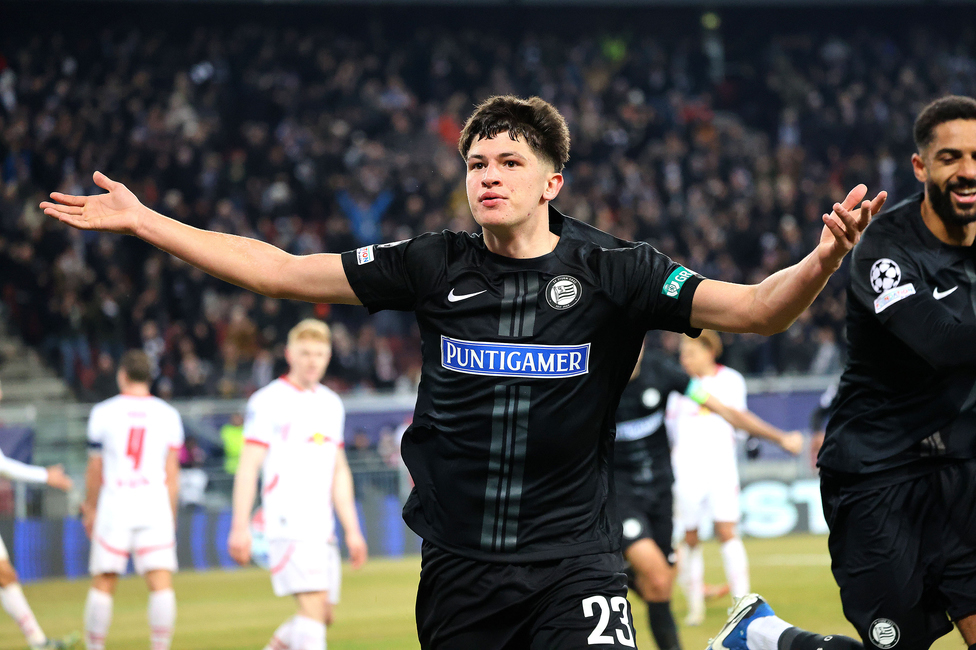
0, 535, 965, 650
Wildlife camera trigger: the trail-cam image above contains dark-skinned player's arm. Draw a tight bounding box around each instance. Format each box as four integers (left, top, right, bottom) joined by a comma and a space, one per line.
41, 172, 360, 305
690, 184, 887, 335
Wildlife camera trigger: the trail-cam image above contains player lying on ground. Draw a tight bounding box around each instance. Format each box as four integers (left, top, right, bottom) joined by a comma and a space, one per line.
615, 342, 801, 650
42, 95, 884, 649
228, 319, 367, 650
82, 351, 182, 650
0, 381, 76, 650
709, 95, 976, 650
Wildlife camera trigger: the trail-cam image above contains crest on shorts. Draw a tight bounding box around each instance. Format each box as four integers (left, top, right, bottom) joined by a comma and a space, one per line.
545, 275, 582, 310
869, 618, 900, 648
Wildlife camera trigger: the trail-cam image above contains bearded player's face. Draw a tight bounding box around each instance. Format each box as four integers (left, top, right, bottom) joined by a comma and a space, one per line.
915, 119, 976, 225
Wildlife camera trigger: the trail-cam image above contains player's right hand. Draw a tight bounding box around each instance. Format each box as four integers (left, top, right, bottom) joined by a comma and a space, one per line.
346, 531, 368, 570
45, 465, 73, 491
40, 171, 145, 236
780, 431, 804, 456
228, 527, 252, 566
80, 503, 96, 539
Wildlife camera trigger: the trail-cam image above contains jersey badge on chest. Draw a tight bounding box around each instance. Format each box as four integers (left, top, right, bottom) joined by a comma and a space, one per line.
545, 275, 582, 310
308, 433, 327, 445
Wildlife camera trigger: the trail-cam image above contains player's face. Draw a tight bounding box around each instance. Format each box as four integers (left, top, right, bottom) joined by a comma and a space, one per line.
679, 340, 713, 377
285, 339, 331, 386
465, 134, 562, 231
914, 119, 976, 225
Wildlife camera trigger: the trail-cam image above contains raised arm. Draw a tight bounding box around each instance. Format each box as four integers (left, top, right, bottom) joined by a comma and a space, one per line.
690, 185, 887, 335
41, 172, 360, 305
702, 395, 803, 455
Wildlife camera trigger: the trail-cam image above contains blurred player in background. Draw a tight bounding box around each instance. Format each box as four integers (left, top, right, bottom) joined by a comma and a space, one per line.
42, 94, 884, 649
616, 342, 802, 649
82, 351, 182, 650
708, 95, 976, 650
670, 331, 801, 626
0, 379, 77, 649
228, 319, 367, 650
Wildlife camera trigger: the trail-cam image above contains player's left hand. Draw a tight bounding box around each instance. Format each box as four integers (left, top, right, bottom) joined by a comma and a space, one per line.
228, 527, 253, 566
780, 431, 804, 456
818, 185, 887, 270
45, 464, 73, 491
346, 531, 368, 570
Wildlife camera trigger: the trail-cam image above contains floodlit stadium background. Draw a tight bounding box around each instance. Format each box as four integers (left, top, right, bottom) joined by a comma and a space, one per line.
1, 0, 973, 647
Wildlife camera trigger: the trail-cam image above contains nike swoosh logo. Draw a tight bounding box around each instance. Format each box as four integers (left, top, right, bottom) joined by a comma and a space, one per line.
447, 289, 487, 303
933, 286, 958, 300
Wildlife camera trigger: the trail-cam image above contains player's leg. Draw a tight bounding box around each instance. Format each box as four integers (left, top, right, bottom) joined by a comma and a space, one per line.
324, 539, 341, 627
86, 523, 129, 650
707, 593, 863, 650
714, 521, 749, 599
143, 571, 176, 650
712, 466, 749, 599
134, 524, 178, 650
0, 549, 52, 650
291, 592, 328, 650
529, 551, 636, 649
679, 528, 705, 626
266, 540, 331, 650
938, 459, 976, 647
626, 538, 680, 650
85, 574, 118, 650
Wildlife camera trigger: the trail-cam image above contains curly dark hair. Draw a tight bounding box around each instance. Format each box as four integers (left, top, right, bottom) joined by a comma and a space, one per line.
914, 95, 976, 152
458, 95, 571, 172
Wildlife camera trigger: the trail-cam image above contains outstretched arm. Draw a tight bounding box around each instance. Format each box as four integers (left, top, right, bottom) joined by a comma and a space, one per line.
41, 172, 361, 305
702, 395, 803, 455
691, 185, 887, 335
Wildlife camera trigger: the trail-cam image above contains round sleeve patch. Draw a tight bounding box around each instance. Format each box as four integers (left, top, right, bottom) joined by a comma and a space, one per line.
869, 258, 901, 293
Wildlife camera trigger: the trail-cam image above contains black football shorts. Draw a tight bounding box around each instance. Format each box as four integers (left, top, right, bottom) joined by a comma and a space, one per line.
822, 459, 976, 650
416, 541, 637, 649
616, 478, 675, 564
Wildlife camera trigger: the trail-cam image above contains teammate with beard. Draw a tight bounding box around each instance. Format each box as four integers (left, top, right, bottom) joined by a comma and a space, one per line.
616, 343, 801, 650
708, 95, 976, 650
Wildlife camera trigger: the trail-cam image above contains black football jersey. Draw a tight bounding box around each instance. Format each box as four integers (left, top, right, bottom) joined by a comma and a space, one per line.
341, 206, 703, 561
614, 350, 698, 497
819, 193, 976, 476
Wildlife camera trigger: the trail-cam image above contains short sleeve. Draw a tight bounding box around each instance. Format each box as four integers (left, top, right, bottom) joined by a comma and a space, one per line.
170, 408, 185, 449
87, 405, 106, 450
850, 239, 921, 323
340, 233, 446, 313
243, 393, 274, 447
597, 244, 704, 334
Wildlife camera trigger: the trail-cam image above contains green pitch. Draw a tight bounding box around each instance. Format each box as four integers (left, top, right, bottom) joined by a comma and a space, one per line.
0, 535, 965, 649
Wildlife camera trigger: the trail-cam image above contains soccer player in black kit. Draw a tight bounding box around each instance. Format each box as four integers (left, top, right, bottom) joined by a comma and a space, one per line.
707, 96, 976, 650
616, 342, 801, 650
42, 95, 884, 649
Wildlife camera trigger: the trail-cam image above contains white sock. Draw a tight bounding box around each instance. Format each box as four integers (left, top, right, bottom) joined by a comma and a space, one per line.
263, 616, 295, 650
84, 588, 113, 650
0, 583, 46, 647
290, 615, 326, 650
148, 588, 176, 650
720, 537, 750, 598
746, 615, 793, 650
682, 544, 705, 617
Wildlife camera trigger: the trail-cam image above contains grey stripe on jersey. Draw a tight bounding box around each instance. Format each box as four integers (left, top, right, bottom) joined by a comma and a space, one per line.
481, 384, 531, 553
498, 272, 540, 338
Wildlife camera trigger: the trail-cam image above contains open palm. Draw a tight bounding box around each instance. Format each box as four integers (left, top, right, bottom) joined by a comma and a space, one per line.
40, 171, 144, 235
818, 184, 888, 265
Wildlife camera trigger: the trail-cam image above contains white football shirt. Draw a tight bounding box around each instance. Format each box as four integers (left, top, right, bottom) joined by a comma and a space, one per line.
668, 364, 747, 476
244, 377, 345, 542
87, 394, 184, 527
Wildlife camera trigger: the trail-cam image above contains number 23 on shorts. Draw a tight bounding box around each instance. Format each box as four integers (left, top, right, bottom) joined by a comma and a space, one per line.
582, 595, 636, 647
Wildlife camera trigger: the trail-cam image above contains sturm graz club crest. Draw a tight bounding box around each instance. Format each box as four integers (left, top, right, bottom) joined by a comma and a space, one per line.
870, 258, 901, 293
869, 618, 900, 649
546, 275, 582, 310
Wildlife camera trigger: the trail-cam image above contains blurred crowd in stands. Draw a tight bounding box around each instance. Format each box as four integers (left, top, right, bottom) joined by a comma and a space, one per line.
1, 5, 974, 399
